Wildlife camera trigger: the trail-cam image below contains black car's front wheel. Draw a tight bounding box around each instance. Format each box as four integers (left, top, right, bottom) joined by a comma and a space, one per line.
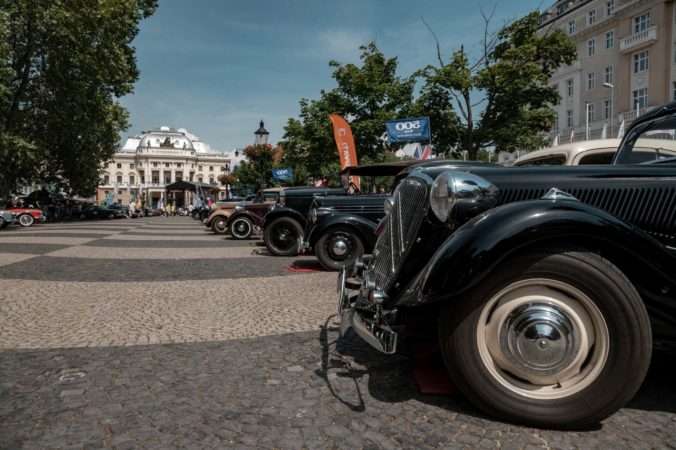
315, 226, 364, 271
264, 217, 303, 256
439, 248, 651, 429
230, 217, 253, 240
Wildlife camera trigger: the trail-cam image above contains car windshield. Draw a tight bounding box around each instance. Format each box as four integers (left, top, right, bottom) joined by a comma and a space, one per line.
615, 115, 676, 164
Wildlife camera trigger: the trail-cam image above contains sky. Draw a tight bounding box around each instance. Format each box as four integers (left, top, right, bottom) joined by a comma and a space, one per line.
120, 0, 549, 152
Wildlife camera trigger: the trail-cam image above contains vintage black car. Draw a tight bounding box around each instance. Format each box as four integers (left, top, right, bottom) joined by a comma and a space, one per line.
305, 160, 492, 270
338, 102, 676, 429
261, 186, 348, 256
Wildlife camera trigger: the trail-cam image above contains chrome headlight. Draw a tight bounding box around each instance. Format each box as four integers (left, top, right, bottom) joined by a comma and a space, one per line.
310, 208, 318, 223
234, 204, 244, 212
383, 197, 394, 214
430, 170, 497, 222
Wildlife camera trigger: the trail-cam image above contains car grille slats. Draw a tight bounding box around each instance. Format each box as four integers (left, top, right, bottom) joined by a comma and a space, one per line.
370, 178, 428, 293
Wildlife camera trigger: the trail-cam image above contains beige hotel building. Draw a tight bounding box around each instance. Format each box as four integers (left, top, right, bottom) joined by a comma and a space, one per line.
540, 0, 676, 141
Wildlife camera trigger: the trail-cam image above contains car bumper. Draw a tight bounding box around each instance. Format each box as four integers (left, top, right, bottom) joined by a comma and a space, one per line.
337, 267, 398, 354
38, 215, 46, 222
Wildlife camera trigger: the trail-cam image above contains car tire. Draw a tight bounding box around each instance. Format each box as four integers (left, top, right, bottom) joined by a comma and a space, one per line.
315, 226, 364, 271
438, 248, 651, 429
263, 217, 303, 256
18, 214, 34, 227
0, 218, 7, 229
211, 216, 228, 234
230, 217, 253, 240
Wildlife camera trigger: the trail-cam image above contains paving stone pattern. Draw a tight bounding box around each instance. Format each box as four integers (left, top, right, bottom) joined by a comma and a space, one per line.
0, 217, 675, 449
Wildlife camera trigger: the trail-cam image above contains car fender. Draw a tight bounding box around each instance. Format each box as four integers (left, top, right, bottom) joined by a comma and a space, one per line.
206, 211, 231, 227
307, 214, 378, 251
396, 200, 676, 306
261, 207, 307, 230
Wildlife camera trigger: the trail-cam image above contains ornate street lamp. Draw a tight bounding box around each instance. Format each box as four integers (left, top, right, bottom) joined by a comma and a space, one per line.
254, 120, 269, 145
603, 82, 614, 138
254, 120, 270, 189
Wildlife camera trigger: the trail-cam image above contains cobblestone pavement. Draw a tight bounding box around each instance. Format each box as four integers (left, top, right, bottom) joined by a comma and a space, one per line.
0, 217, 674, 449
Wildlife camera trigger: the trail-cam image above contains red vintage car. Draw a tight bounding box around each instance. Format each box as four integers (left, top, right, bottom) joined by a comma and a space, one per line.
8, 208, 46, 227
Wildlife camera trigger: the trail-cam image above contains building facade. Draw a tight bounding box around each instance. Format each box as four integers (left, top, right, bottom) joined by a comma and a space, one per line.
540, 0, 676, 141
98, 127, 234, 207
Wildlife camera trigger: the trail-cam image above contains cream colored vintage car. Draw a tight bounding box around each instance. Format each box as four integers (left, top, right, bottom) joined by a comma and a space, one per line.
513, 137, 676, 166
205, 188, 280, 234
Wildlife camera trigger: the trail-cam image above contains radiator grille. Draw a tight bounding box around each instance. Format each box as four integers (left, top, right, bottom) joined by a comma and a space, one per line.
370, 178, 429, 292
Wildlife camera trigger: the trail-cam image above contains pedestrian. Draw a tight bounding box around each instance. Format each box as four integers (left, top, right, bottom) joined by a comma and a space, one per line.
129, 200, 136, 218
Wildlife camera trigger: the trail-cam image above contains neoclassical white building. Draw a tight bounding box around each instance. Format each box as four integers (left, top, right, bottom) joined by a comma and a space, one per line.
98, 127, 239, 207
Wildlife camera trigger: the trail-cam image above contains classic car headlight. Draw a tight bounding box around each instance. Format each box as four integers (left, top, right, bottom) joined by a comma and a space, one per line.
234, 204, 244, 212
430, 170, 497, 222
310, 208, 318, 223
310, 207, 334, 223
383, 197, 394, 214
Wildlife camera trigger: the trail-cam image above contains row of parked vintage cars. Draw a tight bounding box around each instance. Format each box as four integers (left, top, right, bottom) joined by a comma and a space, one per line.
217, 104, 676, 429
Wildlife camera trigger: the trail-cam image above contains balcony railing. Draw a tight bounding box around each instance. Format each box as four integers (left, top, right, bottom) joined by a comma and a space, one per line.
553, 60, 581, 78
618, 105, 654, 123
620, 26, 658, 53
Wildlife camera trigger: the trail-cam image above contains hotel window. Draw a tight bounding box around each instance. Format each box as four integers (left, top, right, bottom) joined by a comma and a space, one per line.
129, 175, 135, 185
140, 173, 145, 184
606, 0, 615, 16
604, 99, 612, 120
604, 66, 613, 84
633, 88, 648, 109
587, 39, 595, 57
209, 177, 215, 184
633, 50, 649, 73
568, 20, 576, 34
587, 72, 595, 90
209, 166, 214, 172
605, 30, 614, 49
152, 173, 159, 184
130, 163, 134, 169
198, 165, 203, 171
566, 110, 574, 128
103, 163, 109, 169
104, 175, 109, 184
587, 103, 595, 122
165, 175, 171, 184
634, 12, 651, 33
177, 163, 182, 168
153, 162, 158, 167
567, 79, 574, 96
117, 163, 122, 169
198, 177, 203, 183
588, 9, 596, 26
164, 163, 170, 168
116, 175, 122, 183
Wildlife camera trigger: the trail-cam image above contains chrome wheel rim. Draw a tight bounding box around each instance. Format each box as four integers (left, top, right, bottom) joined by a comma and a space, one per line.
19, 215, 33, 226
477, 278, 609, 399
232, 219, 251, 238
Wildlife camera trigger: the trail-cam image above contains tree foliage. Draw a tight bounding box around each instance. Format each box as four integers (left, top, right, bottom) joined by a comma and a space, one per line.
0, 0, 157, 196
423, 10, 576, 159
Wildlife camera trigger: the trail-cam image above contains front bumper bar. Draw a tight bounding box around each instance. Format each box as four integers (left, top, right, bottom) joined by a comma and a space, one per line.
337, 268, 398, 354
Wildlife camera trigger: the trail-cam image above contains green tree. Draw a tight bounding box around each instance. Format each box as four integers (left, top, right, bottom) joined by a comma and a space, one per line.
280, 43, 419, 179
423, 11, 576, 159
0, 0, 157, 197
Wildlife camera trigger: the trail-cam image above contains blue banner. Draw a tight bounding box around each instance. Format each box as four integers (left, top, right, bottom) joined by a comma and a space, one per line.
385, 117, 431, 143
272, 168, 293, 181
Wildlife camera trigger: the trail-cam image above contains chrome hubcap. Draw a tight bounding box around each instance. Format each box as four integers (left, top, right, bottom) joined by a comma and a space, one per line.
332, 239, 348, 256
479, 279, 609, 399
499, 303, 579, 379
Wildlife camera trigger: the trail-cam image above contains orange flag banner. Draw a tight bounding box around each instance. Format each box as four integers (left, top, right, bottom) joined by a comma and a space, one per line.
329, 114, 360, 190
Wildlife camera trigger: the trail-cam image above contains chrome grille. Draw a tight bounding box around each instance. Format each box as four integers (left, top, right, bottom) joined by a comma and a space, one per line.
369, 177, 429, 292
